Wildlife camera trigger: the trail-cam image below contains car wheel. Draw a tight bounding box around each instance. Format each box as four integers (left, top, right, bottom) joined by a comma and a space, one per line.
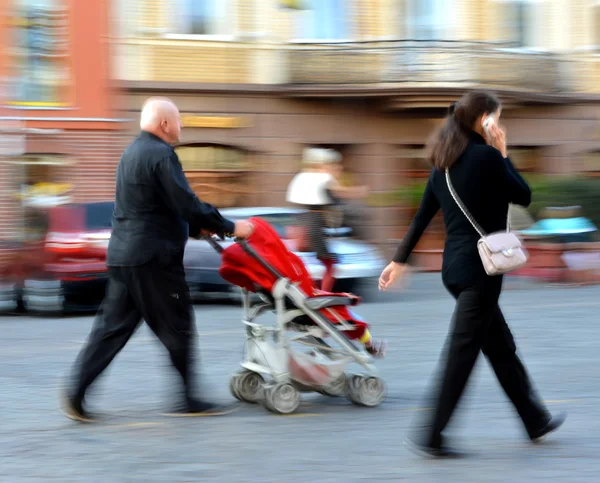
0, 282, 19, 313
22, 279, 65, 315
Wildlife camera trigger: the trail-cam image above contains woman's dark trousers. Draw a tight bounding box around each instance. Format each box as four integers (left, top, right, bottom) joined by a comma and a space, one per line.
420, 279, 551, 448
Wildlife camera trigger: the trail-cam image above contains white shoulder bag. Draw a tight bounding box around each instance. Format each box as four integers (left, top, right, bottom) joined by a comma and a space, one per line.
445, 169, 528, 276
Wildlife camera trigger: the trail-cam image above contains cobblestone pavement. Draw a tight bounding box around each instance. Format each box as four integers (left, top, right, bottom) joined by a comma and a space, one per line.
1, 275, 599, 482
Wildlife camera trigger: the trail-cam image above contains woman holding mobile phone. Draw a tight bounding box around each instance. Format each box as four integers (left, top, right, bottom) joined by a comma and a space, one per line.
379, 91, 566, 457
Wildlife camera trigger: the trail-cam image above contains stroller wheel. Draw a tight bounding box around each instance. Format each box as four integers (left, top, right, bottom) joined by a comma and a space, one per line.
347, 375, 385, 408
229, 373, 244, 402
317, 373, 348, 398
263, 382, 300, 415
237, 371, 265, 404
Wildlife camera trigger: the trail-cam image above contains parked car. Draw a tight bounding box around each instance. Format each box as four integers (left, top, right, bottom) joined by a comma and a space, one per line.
0, 202, 113, 314
0, 204, 386, 314
183, 207, 387, 300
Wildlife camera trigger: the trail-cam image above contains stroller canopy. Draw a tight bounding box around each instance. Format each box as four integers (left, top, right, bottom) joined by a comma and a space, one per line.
220, 217, 316, 295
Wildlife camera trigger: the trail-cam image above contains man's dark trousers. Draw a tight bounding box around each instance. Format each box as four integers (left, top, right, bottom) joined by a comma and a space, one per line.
70, 251, 197, 402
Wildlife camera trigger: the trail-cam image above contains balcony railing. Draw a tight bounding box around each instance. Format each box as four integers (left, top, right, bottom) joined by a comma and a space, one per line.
285, 40, 579, 93
115, 38, 255, 84
113, 37, 598, 94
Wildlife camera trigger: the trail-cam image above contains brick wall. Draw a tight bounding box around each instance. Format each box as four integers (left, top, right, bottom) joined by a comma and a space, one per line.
58, 131, 130, 202
0, 161, 24, 242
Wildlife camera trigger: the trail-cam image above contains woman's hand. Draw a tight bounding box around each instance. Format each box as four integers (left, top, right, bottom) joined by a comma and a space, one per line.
487, 123, 507, 158
378, 262, 410, 292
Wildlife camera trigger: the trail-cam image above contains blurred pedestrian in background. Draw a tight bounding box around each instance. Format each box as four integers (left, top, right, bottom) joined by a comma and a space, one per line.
62, 97, 254, 422
286, 147, 367, 292
379, 90, 566, 457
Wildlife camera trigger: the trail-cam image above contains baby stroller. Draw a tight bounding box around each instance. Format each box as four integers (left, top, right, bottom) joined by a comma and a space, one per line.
206, 217, 385, 415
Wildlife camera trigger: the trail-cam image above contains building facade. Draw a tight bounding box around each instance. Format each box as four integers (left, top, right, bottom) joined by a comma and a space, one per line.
116, 0, 600, 257
0, 0, 129, 243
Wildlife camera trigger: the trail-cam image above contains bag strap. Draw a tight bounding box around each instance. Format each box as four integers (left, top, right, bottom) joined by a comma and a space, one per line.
445, 169, 510, 237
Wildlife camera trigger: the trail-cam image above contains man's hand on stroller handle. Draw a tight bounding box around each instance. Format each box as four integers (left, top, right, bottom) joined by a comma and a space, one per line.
233, 219, 255, 239
199, 220, 254, 240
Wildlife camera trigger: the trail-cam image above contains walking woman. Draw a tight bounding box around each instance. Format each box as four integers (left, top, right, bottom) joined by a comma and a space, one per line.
287, 147, 366, 292
378, 91, 566, 457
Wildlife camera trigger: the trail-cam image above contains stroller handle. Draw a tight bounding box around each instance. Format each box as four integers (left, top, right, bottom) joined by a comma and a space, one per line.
202, 234, 246, 254
203, 234, 225, 253
203, 234, 283, 280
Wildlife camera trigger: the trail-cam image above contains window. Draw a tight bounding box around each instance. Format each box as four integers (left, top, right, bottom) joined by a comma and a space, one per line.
176, 145, 247, 171
84, 202, 115, 230
226, 213, 297, 238
594, 4, 600, 49
294, 0, 351, 41
171, 0, 233, 37
405, 0, 453, 40
175, 145, 249, 208
500, 0, 540, 49
8, 0, 70, 106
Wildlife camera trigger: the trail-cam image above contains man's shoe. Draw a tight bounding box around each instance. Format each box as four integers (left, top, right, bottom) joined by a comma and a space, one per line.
60, 392, 95, 423
162, 399, 239, 417
529, 412, 567, 443
404, 437, 465, 459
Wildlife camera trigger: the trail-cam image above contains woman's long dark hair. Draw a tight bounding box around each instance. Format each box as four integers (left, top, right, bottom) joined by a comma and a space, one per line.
427, 90, 501, 171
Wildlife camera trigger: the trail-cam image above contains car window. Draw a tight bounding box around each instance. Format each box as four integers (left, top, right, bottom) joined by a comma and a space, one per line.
227, 213, 300, 238
85, 202, 114, 230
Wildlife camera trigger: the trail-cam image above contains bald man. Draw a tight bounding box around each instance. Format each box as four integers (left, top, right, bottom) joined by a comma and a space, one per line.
62, 98, 254, 421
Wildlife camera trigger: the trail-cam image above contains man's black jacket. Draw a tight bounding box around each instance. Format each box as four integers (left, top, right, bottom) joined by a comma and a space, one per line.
106, 131, 235, 267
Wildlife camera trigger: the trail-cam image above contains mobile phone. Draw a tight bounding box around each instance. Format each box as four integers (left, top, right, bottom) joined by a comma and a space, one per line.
483, 115, 495, 137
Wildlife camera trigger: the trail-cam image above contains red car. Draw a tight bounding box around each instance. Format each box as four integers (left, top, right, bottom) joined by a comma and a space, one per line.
0, 202, 113, 314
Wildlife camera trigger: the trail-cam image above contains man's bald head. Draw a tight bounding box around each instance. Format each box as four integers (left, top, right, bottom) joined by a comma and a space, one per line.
140, 97, 182, 144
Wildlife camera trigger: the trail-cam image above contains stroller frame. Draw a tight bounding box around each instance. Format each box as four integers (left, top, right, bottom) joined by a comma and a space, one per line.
208, 236, 385, 415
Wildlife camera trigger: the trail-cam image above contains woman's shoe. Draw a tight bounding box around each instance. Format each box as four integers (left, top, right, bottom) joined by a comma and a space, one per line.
529, 412, 567, 443
404, 437, 465, 458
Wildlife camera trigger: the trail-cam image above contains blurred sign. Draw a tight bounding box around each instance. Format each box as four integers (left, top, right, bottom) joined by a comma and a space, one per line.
180, 115, 251, 128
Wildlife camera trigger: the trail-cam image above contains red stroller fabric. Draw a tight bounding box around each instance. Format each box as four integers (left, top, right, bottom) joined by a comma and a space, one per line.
219, 217, 369, 340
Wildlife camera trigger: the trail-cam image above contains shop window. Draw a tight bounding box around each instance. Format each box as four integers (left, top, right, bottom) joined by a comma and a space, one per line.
11, 155, 73, 241
170, 0, 234, 38
177, 145, 247, 171
175, 144, 249, 208
8, 0, 71, 107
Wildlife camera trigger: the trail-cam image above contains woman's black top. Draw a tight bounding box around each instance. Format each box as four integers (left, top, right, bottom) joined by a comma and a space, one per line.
393, 132, 532, 288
